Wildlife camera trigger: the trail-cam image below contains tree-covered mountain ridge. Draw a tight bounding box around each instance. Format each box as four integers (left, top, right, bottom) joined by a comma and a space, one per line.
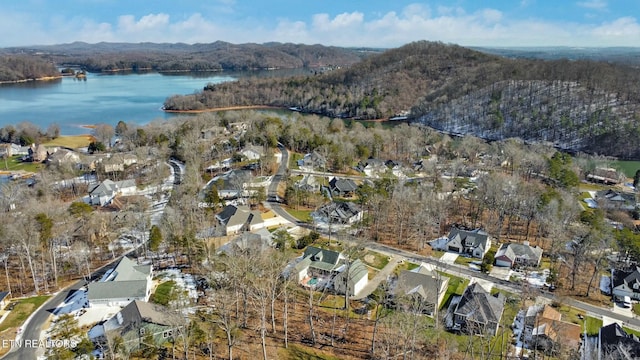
164, 41, 640, 159
2, 41, 370, 72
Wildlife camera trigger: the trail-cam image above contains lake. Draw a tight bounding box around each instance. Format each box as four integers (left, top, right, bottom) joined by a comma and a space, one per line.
0, 69, 308, 136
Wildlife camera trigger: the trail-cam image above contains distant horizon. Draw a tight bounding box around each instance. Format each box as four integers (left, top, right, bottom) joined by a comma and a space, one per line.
1, 1, 639, 48
6, 40, 640, 51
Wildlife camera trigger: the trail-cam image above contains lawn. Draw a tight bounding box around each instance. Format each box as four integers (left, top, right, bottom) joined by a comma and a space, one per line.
0, 295, 51, 332
624, 326, 640, 337
633, 302, 640, 315
454, 256, 476, 266
43, 135, 95, 148
584, 316, 603, 336
361, 251, 390, 270
285, 207, 313, 222
0, 155, 42, 173
431, 250, 446, 259
150, 280, 176, 306
289, 152, 303, 170
438, 272, 469, 309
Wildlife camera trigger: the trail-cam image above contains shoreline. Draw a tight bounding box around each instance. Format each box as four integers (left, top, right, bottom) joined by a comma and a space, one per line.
0, 75, 63, 85
163, 105, 284, 113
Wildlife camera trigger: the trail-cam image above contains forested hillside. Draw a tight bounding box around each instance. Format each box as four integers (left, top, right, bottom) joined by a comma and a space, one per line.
164, 41, 640, 158
2, 41, 369, 72
0, 55, 60, 82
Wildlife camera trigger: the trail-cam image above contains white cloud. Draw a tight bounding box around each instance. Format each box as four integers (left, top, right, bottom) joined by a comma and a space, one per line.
577, 0, 608, 10
1, 3, 640, 48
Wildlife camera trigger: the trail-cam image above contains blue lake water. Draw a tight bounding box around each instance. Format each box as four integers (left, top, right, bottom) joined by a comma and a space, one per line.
0, 71, 251, 135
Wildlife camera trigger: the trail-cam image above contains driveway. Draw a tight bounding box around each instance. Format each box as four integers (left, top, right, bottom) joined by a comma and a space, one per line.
352, 254, 404, 300
439, 252, 459, 265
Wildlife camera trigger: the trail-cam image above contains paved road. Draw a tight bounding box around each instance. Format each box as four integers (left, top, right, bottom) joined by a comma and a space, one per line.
2, 257, 120, 360
364, 241, 640, 330
270, 145, 640, 331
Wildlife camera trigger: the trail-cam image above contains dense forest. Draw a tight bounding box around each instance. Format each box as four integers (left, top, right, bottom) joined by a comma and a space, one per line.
164, 41, 640, 159
2, 41, 369, 72
0, 55, 60, 82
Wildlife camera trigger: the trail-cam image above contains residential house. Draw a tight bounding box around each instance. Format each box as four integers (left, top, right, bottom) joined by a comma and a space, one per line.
228, 121, 248, 133
293, 246, 367, 296
433, 227, 491, 259
217, 228, 273, 256
297, 151, 326, 170
101, 153, 138, 173
209, 169, 253, 199
385, 160, 405, 178
525, 305, 581, 353
393, 263, 450, 315
357, 158, 387, 177
0, 143, 21, 157
612, 266, 640, 301
295, 174, 320, 192
0, 291, 10, 309
328, 177, 358, 198
333, 259, 369, 297
240, 145, 264, 161
89, 300, 180, 353
294, 246, 345, 287
201, 125, 229, 139
46, 148, 81, 167
451, 282, 505, 336
598, 323, 640, 360
494, 242, 543, 268
596, 189, 637, 211
87, 256, 153, 307
586, 167, 625, 185
87, 179, 137, 206
28, 144, 49, 162
215, 204, 264, 235
314, 201, 363, 225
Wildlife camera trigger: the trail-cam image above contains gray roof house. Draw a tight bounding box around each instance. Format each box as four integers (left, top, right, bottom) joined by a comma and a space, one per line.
89, 300, 180, 353
314, 201, 363, 225
293, 246, 367, 296
294, 246, 345, 287
612, 267, 640, 301
88, 179, 137, 206
494, 242, 543, 268
333, 259, 369, 297
596, 189, 637, 211
394, 264, 450, 315
217, 228, 273, 256
87, 256, 153, 307
433, 227, 491, 259
452, 282, 505, 336
209, 169, 253, 199
215, 204, 265, 235
297, 151, 326, 170
328, 177, 358, 197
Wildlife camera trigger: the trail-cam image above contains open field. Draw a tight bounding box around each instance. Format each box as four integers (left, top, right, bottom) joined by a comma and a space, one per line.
43, 135, 95, 148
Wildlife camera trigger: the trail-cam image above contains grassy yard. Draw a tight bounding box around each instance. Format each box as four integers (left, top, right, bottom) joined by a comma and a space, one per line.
633, 303, 640, 315
43, 135, 95, 148
431, 250, 446, 259
439, 272, 469, 309
624, 326, 640, 337
0, 155, 42, 173
454, 256, 477, 266
150, 280, 176, 306
361, 251, 390, 270
285, 207, 313, 222
584, 316, 603, 336
289, 152, 303, 170
0, 295, 51, 332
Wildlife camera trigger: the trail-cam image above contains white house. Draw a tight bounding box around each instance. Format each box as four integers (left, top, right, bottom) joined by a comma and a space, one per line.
431, 227, 491, 259
87, 179, 137, 206
494, 242, 543, 268
612, 267, 640, 301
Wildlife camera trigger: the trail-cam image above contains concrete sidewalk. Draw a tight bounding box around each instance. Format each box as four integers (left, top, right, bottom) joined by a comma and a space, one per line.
352, 254, 404, 300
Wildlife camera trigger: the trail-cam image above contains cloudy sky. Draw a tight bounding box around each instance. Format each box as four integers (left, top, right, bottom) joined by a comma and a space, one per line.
1, 0, 639, 48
